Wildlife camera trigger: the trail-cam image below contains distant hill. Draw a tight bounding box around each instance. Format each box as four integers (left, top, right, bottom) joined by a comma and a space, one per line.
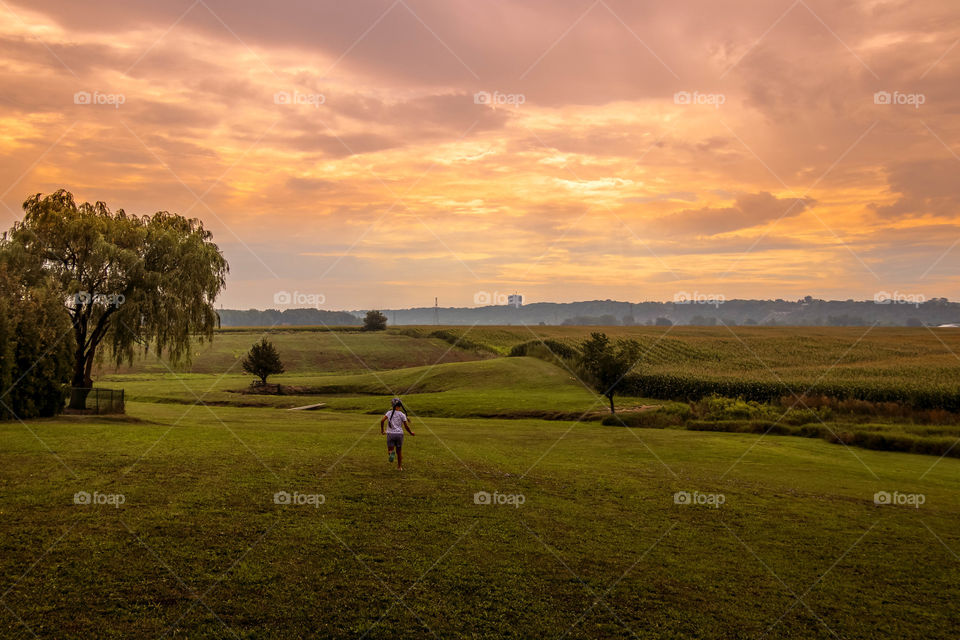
218, 298, 960, 327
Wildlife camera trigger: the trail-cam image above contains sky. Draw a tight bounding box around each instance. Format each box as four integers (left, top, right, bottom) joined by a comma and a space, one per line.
1, 0, 958, 310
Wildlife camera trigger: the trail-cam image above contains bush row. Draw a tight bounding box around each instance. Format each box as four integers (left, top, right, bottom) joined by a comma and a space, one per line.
393, 327, 500, 354
508, 339, 580, 359
600, 405, 690, 429
426, 329, 500, 354
685, 420, 960, 458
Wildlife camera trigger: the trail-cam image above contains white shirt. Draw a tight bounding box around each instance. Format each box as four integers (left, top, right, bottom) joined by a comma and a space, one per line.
384, 410, 406, 434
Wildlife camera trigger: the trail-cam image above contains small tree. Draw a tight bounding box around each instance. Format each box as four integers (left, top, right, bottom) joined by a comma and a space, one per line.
579, 332, 642, 414
363, 310, 388, 331
241, 338, 284, 385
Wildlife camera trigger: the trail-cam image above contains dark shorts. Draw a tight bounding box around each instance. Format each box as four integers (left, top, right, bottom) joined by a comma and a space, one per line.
387, 433, 404, 450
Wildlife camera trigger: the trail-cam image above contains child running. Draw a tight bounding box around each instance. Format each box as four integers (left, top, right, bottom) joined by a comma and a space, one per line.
380, 397, 415, 470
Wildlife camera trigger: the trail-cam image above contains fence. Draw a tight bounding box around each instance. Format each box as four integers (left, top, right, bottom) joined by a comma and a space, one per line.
70, 387, 125, 414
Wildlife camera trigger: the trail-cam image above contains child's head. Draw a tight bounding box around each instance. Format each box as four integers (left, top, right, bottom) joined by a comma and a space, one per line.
391, 397, 402, 408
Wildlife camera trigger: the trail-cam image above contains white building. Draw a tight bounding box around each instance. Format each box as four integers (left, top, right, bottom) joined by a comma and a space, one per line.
508, 294, 523, 308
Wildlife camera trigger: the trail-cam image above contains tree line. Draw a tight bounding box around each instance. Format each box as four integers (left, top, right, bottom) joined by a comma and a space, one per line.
218, 298, 960, 327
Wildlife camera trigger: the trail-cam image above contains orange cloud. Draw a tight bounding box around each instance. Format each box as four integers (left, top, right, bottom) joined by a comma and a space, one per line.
0, 0, 958, 308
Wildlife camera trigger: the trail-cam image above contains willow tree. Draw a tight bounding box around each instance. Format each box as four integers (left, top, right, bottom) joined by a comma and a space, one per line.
10, 190, 228, 409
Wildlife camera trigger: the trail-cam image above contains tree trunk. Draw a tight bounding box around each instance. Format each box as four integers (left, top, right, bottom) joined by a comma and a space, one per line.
68, 314, 89, 410
68, 349, 89, 410
83, 351, 95, 387
608, 393, 615, 414
68, 342, 96, 410
67, 305, 113, 410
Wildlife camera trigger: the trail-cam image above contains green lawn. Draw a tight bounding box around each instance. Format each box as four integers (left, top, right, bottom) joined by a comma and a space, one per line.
2, 398, 959, 638
4, 327, 960, 638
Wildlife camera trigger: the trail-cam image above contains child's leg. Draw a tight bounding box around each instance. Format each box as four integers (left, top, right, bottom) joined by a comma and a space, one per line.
396, 446, 403, 468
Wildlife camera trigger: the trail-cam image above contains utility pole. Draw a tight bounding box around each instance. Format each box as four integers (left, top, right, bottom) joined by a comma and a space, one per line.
434, 297, 439, 325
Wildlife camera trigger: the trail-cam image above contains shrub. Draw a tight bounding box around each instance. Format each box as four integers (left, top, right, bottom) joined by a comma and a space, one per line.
428, 330, 497, 354
912, 437, 958, 457
797, 424, 831, 439
391, 327, 427, 339
851, 431, 915, 453
829, 431, 856, 445
920, 409, 955, 425
836, 397, 877, 414
602, 410, 682, 429
0, 295, 72, 419
781, 407, 827, 426
685, 420, 730, 432
0, 255, 72, 419
362, 310, 388, 331
659, 402, 694, 422
508, 339, 579, 360
686, 420, 781, 434
691, 395, 780, 421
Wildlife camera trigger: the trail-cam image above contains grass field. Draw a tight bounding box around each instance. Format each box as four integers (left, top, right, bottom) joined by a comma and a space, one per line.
96, 329, 492, 376
3, 326, 960, 638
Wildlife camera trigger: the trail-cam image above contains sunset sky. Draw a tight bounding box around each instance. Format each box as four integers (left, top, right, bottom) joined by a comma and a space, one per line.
1, 0, 958, 310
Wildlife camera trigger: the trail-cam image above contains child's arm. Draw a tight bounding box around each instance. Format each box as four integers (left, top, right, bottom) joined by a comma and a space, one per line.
380, 415, 386, 434
404, 418, 415, 436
